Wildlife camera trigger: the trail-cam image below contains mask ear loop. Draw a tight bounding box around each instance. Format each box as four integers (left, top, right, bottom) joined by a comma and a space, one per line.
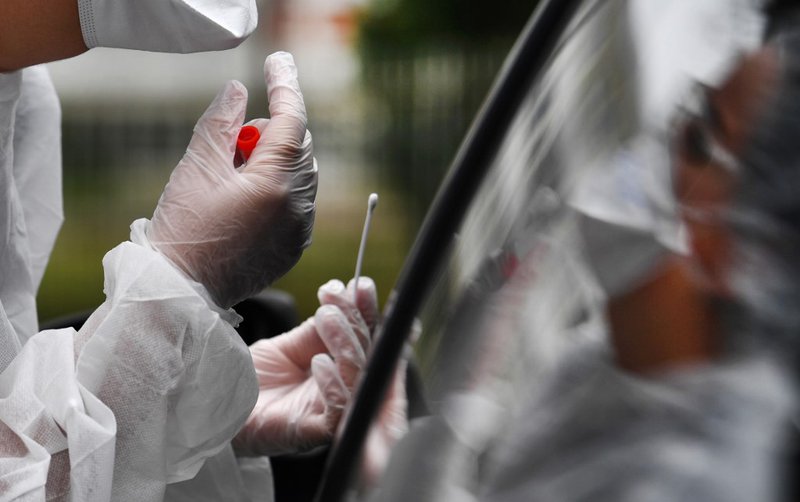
670, 80, 744, 233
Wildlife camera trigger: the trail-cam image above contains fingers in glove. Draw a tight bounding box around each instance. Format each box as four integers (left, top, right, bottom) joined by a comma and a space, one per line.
315, 305, 367, 391
347, 277, 380, 335
318, 279, 371, 353
293, 130, 318, 193
312, 353, 349, 431
252, 318, 329, 373
185, 80, 248, 175
243, 119, 317, 198
244, 53, 317, 212
383, 358, 409, 433
250, 52, 308, 166
360, 357, 409, 486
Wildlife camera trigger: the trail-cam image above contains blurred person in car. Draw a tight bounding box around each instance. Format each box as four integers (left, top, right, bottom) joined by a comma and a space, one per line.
361, 3, 800, 501
477, 5, 800, 501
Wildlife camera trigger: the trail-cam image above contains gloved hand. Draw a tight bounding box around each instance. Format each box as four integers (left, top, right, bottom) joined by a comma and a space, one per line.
149, 52, 317, 308
233, 278, 378, 456
361, 337, 411, 486
315, 277, 411, 484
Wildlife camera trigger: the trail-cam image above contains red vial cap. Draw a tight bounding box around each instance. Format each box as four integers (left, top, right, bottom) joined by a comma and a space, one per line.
237, 125, 260, 162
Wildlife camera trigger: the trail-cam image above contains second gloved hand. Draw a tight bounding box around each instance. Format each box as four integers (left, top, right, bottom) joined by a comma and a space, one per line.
149, 52, 317, 308
233, 278, 378, 456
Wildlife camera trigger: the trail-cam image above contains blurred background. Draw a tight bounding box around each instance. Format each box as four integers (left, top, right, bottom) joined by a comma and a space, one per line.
39, 0, 537, 322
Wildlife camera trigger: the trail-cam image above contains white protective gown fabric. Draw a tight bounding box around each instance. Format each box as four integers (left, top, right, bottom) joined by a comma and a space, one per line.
0, 67, 62, 344
164, 448, 273, 502
76, 0, 258, 53
479, 343, 795, 502
368, 328, 795, 502
0, 68, 262, 501
13, 69, 63, 312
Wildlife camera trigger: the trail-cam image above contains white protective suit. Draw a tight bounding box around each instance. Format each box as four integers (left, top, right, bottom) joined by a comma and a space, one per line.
0, 67, 261, 501
477, 339, 796, 502
77, 0, 258, 53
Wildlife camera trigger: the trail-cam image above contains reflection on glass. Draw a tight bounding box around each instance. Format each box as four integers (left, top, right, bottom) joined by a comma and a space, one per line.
362, 0, 769, 499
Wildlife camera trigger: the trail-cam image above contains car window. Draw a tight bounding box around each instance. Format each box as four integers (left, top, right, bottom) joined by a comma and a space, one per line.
318, 1, 764, 500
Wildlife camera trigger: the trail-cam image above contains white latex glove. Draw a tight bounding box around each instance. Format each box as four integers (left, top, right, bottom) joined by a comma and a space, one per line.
359, 320, 417, 487
233, 278, 378, 456
149, 52, 317, 308
361, 351, 409, 486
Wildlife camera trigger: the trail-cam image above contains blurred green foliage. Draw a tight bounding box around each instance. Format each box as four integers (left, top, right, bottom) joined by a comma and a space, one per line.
358, 0, 537, 56
356, 1, 539, 225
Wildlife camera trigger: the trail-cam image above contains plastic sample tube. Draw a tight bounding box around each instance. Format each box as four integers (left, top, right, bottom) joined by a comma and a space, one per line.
237, 125, 260, 163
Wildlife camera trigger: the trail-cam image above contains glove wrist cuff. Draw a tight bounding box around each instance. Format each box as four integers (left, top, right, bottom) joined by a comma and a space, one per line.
129, 218, 243, 327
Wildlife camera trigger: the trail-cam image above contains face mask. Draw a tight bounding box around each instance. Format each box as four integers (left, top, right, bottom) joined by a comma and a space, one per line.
570, 132, 688, 298
77, 0, 258, 53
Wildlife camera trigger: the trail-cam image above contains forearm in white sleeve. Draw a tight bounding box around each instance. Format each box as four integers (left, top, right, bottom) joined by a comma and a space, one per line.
0, 219, 258, 501
77, 220, 257, 500
73, 218, 259, 500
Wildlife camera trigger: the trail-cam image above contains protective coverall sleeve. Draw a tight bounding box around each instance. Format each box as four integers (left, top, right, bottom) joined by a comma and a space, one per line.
75, 219, 259, 500
76, 0, 257, 53
0, 221, 258, 502
478, 349, 794, 502
0, 326, 116, 501
13, 67, 63, 294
